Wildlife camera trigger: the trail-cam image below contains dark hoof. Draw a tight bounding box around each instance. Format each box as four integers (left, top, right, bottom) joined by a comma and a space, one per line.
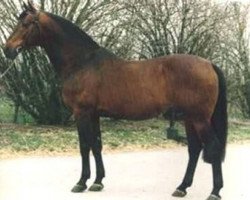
206, 194, 221, 200
89, 183, 104, 192
71, 184, 87, 193
172, 189, 187, 197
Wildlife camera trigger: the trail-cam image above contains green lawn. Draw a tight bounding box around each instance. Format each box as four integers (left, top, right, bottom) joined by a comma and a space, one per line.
1, 118, 250, 158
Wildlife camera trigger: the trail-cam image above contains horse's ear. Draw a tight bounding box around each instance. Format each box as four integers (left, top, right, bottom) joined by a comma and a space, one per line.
27, 0, 37, 12
22, 1, 36, 12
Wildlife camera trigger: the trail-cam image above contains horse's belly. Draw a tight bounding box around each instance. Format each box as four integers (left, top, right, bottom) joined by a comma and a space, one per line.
98, 99, 168, 120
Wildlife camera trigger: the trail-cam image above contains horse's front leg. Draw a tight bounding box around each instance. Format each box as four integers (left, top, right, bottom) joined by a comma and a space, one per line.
71, 113, 91, 193
88, 116, 105, 191
71, 111, 105, 192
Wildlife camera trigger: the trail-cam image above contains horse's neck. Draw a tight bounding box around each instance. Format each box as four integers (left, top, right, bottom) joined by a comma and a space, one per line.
40, 14, 119, 79
43, 40, 99, 79
43, 41, 120, 80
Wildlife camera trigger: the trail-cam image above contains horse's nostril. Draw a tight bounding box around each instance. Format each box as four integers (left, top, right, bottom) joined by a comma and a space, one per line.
3, 47, 18, 60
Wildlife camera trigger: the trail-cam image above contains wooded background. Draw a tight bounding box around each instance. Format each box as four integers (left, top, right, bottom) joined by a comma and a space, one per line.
0, 0, 249, 125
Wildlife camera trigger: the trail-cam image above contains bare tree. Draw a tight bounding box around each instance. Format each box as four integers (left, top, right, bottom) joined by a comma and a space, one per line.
218, 2, 250, 117
119, 0, 228, 59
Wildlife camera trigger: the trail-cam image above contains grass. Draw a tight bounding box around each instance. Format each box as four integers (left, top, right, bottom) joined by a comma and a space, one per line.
0, 118, 250, 159
0, 118, 178, 158
0, 124, 77, 156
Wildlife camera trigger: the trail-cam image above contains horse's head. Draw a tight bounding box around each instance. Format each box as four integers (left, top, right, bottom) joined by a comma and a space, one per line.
4, 1, 41, 60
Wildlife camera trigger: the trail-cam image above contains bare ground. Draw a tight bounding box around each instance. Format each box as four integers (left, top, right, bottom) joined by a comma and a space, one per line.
1, 144, 250, 200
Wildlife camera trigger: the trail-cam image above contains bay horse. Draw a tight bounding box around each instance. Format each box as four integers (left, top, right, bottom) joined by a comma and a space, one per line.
3, 2, 227, 200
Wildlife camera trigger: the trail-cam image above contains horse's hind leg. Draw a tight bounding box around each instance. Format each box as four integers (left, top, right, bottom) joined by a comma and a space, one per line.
172, 122, 202, 197
194, 120, 223, 200
206, 161, 223, 200
199, 124, 223, 200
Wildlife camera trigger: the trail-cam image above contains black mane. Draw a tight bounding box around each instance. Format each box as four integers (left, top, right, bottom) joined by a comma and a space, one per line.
45, 12, 118, 64
18, 10, 29, 20
46, 12, 100, 50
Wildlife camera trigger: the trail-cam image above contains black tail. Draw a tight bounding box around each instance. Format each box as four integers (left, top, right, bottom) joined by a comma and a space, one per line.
211, 64, 228, 161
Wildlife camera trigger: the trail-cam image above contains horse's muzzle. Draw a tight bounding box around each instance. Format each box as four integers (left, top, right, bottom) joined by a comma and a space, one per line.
3, 46, 22, 60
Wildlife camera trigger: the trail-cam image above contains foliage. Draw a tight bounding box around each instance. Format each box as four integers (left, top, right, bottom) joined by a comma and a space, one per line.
0, 49, 70, 124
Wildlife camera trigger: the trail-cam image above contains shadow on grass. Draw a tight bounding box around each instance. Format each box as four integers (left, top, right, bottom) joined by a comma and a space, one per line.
166, 127, 187, 145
